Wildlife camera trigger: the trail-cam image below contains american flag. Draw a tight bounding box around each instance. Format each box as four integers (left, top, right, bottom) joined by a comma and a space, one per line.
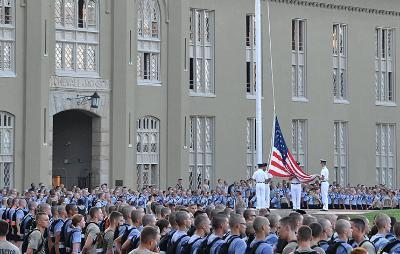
268, 117, 317, 183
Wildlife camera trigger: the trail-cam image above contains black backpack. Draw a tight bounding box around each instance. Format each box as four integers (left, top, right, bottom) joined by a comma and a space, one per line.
21, 229, 45, 254
167, 234, 187, 254
181, 237, 203, 254
60, 218, 72, 244
65, 228, 81, 254
219, 235, 240, 254
379, 239, 400, 254
20, 213, 35, 235
245, 241, 264, 254
120, 227, 135, 245
326, 242, 345, 254
159, 230, 176, 252
197, 236, 221, 254
294, 251, 317, 254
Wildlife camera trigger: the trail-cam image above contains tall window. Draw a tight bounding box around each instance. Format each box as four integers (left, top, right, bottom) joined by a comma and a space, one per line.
55, 0, 99, 74
0, 112, 13, 188
189, 116, 214, 190
292, 19, 306, 99
375, 28, 395, 103
246, 15, 256, 96
137, 0, 160, 83
136, 117, 160, 189
246, 118, 256, 179
376, 123, 395, 188
189, 9, 214, 95
292, 119, 307, 170
334, 121, 348, 186
0, 0, 15, 74
333, 24, 348, 101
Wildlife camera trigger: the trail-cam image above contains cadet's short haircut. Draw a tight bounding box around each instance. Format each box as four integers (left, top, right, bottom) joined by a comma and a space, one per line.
109, 211, 123, 224
317, 218, 332, 232
335, 219, 351, 235
142, 214, 156, 226
279, 216, 296, 231
229, 214, 244, 228
161, 207, 171, 218
175, 211, 189, 227
309, 222, 323, 238
393, 222, 400, 237
297, 225, 312, 242
194, 213, 208, 229
253, 216, 269, 233
243, 209, 256, 221
131, 210, 144, 224
156, 219, 170, 233
303, 215, 318, 226
375, 213, 390, 229
212, 214, 228, 230
72, 214, 84, 226
337, 215, 350, 221
350, 248, 368, 254
36, 212, 48, 222
266, 214, 280, 228
140, 226, 159, 244
28, 201, 37, 212
0, 220, 9, 236
89, 207, 101, 219
168, 212, 177, 227
66, 204, 77, 215
289, 212, 303, 224
121, 206, 133, 220
350, 218, 366, 232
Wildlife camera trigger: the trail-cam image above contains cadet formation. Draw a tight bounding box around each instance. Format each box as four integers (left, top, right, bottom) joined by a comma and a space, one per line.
0, 161, 399, 254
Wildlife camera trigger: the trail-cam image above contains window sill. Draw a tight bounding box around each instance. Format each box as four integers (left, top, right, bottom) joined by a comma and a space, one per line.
375, 101, 397, 107
0, 72, 16, 78
246, 94, 264, 100
189, 92, 216, 98
137, 80, 162, 87
334, 99, 350, 104
292, 97, 309, 103
56, 71, 100, 79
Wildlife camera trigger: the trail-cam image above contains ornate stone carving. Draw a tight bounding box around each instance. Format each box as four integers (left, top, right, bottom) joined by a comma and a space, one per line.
269, 0, 400, 16
49, 76, 111, 91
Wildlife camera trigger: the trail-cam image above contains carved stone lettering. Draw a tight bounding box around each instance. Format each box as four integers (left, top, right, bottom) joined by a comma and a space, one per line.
49, 76, 111, 90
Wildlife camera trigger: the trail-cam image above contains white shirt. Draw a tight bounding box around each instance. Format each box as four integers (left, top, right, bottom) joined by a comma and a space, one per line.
252, 169, 268, 183
320, 166, 329, 181
291, 176, 300, 184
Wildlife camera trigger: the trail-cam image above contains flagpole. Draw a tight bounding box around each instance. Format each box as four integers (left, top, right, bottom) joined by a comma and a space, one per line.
255, 0, 263, 164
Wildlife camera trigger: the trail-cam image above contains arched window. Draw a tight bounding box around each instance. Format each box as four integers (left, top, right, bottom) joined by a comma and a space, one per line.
55, 0, 99, 74
0, 112, 14, 188
137, 0, 160, 84
136, 116, 159, 189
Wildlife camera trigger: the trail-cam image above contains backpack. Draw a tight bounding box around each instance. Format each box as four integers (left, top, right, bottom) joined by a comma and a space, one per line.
159, 230, 176, 252
21, 229, 45, 254
294, 251, 317, 254
245, 241, 264, 254
167, 234, 187, 254
326, 242, 345, 254
219, 235, 240, 254
65, 228, 81, 254
20, 213, 35, 235
379, 239, 400, 254
372, 237, 384, 252
197, 236, 221, 254
181, 237, 203, 254
120, 227, 135, 245
60, 218, 72, 244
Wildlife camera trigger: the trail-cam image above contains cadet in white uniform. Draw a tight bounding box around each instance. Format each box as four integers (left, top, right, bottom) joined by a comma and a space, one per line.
263, 165, 272, 209
319, 159, 329, 211
290, 161, 302, 210
252, 163, 268, 209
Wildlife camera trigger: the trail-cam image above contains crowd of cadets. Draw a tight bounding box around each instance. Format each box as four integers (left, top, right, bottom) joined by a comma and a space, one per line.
0, 182, 399, 254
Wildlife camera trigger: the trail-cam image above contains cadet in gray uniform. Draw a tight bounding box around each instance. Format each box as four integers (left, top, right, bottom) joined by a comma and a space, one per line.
0, 219, 20, 254
27, 212, 50, 254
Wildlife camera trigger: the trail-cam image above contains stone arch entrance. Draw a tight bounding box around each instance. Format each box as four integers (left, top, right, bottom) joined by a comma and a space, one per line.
52, 110, 99, 188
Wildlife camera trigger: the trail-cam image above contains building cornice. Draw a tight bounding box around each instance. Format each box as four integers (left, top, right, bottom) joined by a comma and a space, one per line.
269, 0, 400, 17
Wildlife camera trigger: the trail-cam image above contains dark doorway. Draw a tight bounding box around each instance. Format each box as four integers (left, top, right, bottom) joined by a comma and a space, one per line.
52, 110, 93, 188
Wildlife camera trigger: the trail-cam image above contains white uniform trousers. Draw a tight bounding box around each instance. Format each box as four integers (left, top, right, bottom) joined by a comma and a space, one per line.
290, 183, 302, 210
321, 181, 329, 210
256, 182, 266, 209
265, 183, 270, 209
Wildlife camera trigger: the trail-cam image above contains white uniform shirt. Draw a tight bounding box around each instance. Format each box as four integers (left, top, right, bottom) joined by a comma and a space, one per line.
320, 166, 329, 181
291, 176, 300, 184
252, 169, 268, 183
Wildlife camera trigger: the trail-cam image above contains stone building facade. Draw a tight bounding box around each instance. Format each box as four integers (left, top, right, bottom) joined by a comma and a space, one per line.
0, 0, 399, 190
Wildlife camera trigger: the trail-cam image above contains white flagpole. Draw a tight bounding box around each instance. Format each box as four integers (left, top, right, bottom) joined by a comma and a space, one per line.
255, 0, 263, 164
